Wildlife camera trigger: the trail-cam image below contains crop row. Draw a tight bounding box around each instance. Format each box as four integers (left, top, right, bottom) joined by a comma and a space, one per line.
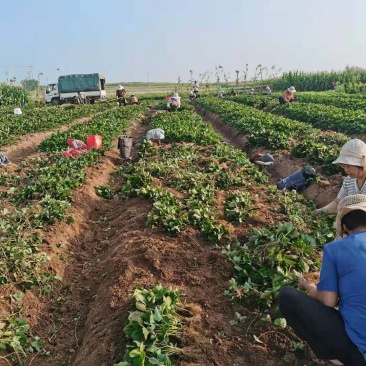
293, 91, 366, 110
196, 97, 349, 175
0, 106, 147, 363
38, 105, 146, 152
0, 102, 115, 148
116, 106, 333, 306
276, 102, 366, 134
229, 91, 366, 112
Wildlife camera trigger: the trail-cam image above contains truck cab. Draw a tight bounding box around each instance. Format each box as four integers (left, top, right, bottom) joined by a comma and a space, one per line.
45, 83, 60, 105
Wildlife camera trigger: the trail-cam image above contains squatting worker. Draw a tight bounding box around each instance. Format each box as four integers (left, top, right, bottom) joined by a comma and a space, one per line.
314, 138, 366, 215
279, 194, 366, 366
130, 94, 139, 105
279, 86, 296, 104
116, 85, 127, 107
76, 91, 87, 104
167, 93, 181, 111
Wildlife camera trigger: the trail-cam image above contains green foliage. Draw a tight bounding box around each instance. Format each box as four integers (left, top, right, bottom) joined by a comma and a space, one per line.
0, 316, 47, 365
294, 91, 366, 110
224, 191, 253, 223
224, 189, 335, 308
95, 185, 114, 199
149, 107, 221, 145
197, 97, 348, 174
115, 285, 183, 366
271, 70, 341, 92
277, 102, 366, 134
38, 105, 146, 152
291, 131, 348, 175
0, 84, 28, 106
21, 79, 40, 91
0, 102, 114, 148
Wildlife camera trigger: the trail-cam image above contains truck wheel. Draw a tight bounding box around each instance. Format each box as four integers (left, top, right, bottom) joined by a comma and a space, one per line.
51, 98, 60, 105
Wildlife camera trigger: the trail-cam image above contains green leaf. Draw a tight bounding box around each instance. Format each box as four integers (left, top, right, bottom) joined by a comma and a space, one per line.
274, 318, 287, 329
12, 293, 23, 302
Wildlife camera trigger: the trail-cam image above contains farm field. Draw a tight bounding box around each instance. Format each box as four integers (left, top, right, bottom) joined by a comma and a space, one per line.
0, 89, 364, 366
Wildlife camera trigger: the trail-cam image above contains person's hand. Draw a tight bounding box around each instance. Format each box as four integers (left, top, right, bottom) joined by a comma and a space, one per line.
312, 208, 325, 217
298, 277, 308, 291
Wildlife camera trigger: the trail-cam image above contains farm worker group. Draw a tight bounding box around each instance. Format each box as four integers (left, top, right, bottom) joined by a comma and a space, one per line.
116, 86, 139, 106
280, 138, 366, 365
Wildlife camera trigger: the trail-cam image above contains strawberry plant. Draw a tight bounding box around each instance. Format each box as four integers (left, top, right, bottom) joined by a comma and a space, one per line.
224, 191, 253, 223
115, 285, 183, 366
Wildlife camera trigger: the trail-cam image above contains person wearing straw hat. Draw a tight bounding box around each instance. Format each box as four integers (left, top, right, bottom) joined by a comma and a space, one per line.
279, 86, 296, 104
314, 139, 366, 216
167, 92, 181, 111
279, 194, 366, 366
264, 85, 272, 95
116, 85, 127, 107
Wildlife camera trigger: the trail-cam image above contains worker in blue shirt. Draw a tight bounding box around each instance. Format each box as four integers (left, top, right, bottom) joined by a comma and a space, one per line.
279, 194, 366, 366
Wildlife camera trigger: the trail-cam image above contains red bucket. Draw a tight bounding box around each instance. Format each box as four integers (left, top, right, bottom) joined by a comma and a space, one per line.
87, 135, 103, 149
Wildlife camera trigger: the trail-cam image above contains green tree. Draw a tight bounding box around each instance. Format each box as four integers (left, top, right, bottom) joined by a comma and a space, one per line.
21, 79, 39, 91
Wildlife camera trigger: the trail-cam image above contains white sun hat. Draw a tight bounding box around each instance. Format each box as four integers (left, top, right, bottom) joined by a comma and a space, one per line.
332, 139, 366, 168
335, 194, 366, 236
117, 85, 123, 90
172, 93, 179, 98
287, 86, 296, 93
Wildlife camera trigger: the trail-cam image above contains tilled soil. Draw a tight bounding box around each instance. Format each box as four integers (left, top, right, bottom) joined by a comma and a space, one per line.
195, 104, 343, 207
12, 115, 312, 366
0, 107, 325, 366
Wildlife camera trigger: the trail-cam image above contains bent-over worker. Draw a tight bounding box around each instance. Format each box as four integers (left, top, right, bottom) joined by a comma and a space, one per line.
130, 94, 139, 105
167, 93, 181, 111
279, 86, 296, 104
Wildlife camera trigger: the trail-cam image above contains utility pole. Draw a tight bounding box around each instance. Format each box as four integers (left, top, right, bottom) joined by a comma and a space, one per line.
28, 65, 34, 80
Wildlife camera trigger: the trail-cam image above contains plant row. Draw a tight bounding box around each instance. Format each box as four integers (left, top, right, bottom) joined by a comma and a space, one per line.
0, 106, 146, 364
115, 286, 184, 366
38, 105, 146, 152
114, 106, 334, 309
276, 102, 366, 134
196, 97, 348, 175
0, 102, 115, 148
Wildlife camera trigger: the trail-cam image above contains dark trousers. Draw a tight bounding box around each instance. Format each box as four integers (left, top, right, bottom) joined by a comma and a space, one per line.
278, 287, 366, 366
118, 98, 127, 107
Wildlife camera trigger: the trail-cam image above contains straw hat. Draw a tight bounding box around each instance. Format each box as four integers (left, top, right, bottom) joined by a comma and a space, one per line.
335, 194, 366, 236
117, 85, 123, 90
172, 93, 179, 98
332, 139, 366, 168
287, 86, 296, 93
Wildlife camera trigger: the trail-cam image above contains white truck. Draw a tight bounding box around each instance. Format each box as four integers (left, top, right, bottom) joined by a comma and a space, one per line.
44, 73, 107, 105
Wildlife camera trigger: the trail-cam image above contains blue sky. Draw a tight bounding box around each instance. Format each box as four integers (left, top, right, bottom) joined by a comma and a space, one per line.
1, 0, 365, 84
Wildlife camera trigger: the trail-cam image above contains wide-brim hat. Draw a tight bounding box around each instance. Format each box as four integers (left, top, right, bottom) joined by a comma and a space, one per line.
172, 93, 179, 98
335, 194, 366, 237
117, 85, 123, 90
287, 86, 296, 93
332, 138, 366, 168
